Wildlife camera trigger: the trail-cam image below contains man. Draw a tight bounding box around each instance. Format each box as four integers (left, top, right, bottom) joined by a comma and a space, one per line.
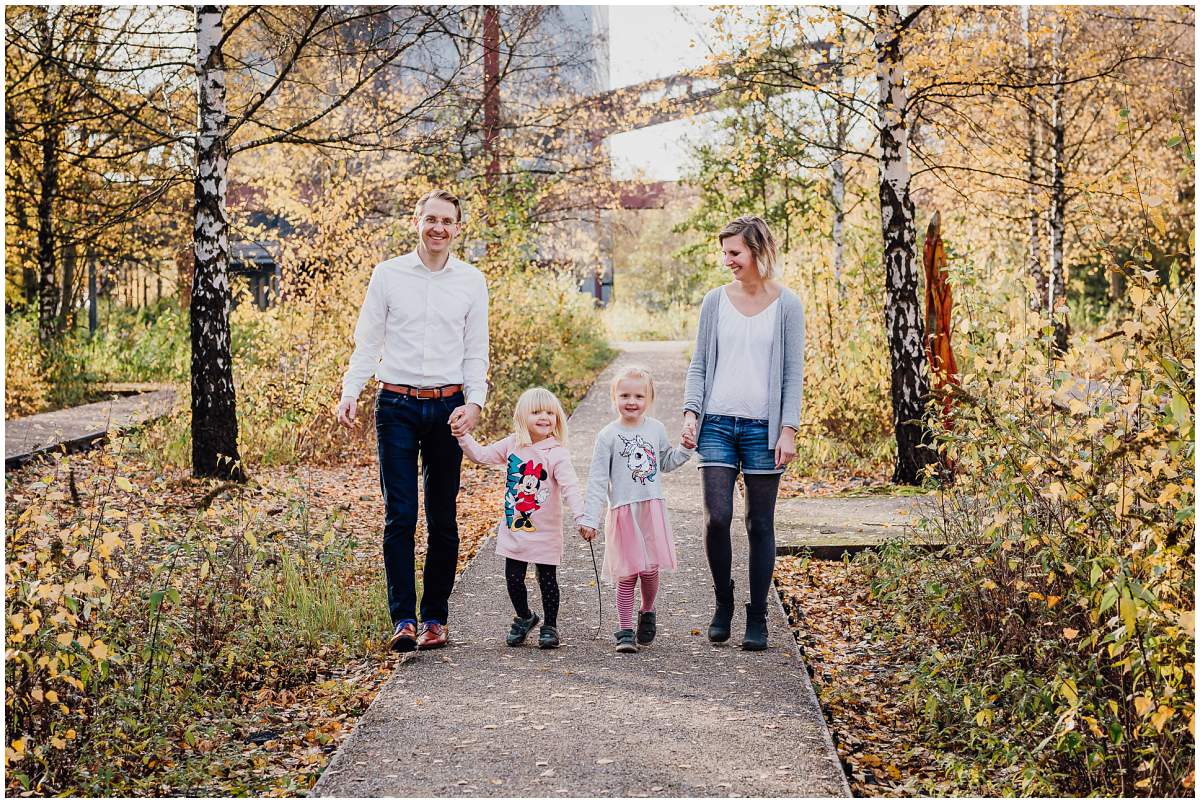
336, 189, 488, 652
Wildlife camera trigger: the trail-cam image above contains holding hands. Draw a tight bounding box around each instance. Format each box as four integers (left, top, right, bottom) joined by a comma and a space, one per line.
680, 411, 698, 450
448, 403, 481, 437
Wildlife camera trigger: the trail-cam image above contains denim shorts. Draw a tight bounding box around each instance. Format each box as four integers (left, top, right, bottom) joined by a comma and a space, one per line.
696, 414, 781, 474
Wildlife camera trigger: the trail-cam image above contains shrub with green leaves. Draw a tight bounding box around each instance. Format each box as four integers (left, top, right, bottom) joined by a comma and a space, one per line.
864, 264, 1194, 795
483, 270, 616, 437
4, 444, 385, 795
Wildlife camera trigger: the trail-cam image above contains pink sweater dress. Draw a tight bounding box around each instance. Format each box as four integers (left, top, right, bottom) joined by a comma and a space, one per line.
457, 434, 585, 566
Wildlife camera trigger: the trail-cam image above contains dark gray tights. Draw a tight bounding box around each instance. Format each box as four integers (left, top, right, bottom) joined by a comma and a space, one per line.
701, 466, 781, 615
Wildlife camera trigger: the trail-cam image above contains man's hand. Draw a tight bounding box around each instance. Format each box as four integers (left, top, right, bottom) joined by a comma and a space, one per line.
449, 402, 481, 437
774, 426, 797, 469
336, 397, 357, 428
580, 526, 597, 542
680, 411, 698, 450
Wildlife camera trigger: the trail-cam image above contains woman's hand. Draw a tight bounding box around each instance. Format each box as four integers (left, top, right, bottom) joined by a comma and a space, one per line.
774, 427, 797, 469
680, 411, 698, 450
580, 526, 597, 542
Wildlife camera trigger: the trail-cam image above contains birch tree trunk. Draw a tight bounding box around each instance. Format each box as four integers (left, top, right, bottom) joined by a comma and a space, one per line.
57, 240, 77, 333
191, 5, 244, 480
1048, 13, 1068, 348
35, 6, 60, 344
36, 116, 60, 344
830, 18, 848, 300
874, 5, 936, 485
1023, 5, 1047, 310
831, 157, 846, 298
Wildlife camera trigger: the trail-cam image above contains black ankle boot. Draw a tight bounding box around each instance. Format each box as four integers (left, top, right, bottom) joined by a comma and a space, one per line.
708, 580, 735, 643
741, 604, 768, 651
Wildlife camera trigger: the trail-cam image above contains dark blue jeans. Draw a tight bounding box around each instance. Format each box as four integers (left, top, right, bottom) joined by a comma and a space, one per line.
375, 389, 463, 625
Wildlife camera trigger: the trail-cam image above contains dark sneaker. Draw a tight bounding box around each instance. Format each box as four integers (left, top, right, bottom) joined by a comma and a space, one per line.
537, 624, 560, 649
614, 629, 638, 653
389, 620, 418, 653
417, 621, 449, 650
636, 610, 657, 645
506, 612, 540, 647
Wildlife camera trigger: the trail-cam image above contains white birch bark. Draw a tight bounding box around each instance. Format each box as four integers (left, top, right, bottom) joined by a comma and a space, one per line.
1023, 5, 1048, 310
874, 4, 936, 485
35, 6, 61, 343
190, 5, 243, 479
829, 17, 848, 299
1048, 14, 1066, 314
831, 158, 846, 296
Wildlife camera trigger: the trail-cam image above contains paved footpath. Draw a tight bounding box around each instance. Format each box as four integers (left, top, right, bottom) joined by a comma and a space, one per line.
5, 388, 176, 469
776, 495, 937, 558
313, 341, 849, 797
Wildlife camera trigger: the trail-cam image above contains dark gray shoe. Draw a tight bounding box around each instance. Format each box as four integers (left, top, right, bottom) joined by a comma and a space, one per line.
741, 603, 768, 651
708, 579, 735, 643
614, 629, 638, 653
636, 610, 657, 644
537, 624, 560, 649
506, 612, 540, 647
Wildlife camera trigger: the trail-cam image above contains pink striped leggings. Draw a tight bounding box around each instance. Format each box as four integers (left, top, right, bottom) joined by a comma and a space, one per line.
616, 569, 660, 630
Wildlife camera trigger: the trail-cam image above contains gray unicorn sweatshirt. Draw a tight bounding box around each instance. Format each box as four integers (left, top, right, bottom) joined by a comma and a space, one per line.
580, 416, 693, 530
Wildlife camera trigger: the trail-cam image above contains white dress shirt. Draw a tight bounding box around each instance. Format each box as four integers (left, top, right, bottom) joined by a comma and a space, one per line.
706, 289, 777, 420
341, 251, 489, 408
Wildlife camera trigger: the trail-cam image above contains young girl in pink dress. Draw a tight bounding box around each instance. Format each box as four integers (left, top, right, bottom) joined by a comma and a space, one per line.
580, 366, 693, 653
457, 387, 585, 649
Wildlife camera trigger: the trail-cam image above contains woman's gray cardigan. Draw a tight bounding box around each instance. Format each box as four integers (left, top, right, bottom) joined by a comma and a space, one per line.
683, 285, 806, 448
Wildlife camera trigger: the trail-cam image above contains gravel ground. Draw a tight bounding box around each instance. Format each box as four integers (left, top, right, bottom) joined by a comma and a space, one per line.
312, 341, 849, 797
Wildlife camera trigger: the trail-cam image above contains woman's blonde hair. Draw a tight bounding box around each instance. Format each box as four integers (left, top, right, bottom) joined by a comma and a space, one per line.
609, 364, 656, 412
719, 216, 779, 279
512, 387, 569, 446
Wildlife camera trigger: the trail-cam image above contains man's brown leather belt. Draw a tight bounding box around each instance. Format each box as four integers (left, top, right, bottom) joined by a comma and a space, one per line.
380, 382, 463, 399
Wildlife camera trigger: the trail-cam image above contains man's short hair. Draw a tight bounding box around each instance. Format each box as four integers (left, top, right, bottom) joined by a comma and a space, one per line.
414, 189, 463, 223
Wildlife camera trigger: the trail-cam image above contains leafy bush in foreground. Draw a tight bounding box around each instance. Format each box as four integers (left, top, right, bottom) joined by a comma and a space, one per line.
866, 266, 1194, 795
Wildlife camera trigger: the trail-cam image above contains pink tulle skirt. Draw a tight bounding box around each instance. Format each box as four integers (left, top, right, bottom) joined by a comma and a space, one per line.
602, 498, 678, 581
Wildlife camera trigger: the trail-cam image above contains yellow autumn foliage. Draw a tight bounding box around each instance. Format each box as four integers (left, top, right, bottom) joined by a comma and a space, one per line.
867, 257, 1194, 795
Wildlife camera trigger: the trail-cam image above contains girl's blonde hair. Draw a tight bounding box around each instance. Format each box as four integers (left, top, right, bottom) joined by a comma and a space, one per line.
512, 386, 569, 446
719, 216, 779, 280
610, 364, 656, 412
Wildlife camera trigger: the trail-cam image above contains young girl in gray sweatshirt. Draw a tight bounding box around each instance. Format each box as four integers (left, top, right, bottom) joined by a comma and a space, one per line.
579, 365, 693, 653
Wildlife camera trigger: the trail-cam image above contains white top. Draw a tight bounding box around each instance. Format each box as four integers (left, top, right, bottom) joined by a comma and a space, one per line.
580, 416, 693, 529
706, 289, 778, 420
341, 251, 489, 408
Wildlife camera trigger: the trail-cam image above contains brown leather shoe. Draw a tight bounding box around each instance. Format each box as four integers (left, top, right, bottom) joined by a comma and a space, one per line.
388, 621, 418, 653
417, 622, 449, 650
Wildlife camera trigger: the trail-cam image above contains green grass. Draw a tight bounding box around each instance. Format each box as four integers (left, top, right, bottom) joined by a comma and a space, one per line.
601, 299, 697, 342
272, 552, 390, 649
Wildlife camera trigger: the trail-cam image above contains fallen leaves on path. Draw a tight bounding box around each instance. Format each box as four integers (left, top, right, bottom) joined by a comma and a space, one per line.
775, 556, 958, 796
780, 467, 893, 498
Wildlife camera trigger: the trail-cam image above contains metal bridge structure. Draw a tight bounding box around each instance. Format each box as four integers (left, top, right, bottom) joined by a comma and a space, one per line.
481, 8, 828, 213
474, 7, 829, 300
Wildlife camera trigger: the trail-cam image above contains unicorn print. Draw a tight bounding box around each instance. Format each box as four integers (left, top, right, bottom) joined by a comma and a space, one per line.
618, 434, 658, 485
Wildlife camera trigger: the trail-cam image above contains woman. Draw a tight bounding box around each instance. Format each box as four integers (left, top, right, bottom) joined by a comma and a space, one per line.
680, 216, 804, 651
